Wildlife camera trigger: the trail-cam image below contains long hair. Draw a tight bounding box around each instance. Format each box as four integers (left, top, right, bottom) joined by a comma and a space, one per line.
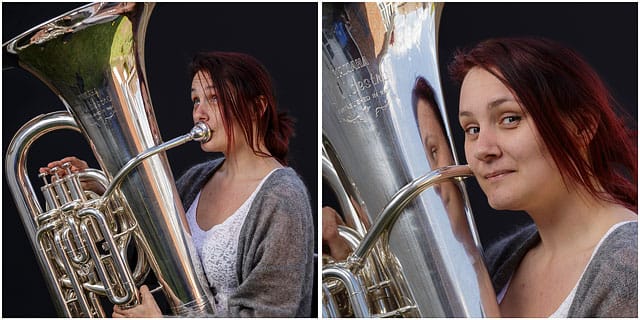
189, 52, 294, 165
448, 37, 637, 212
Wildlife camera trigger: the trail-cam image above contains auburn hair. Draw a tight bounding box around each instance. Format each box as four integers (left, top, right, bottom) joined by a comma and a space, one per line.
448, 37, 637, 212
189, 52, 294, 165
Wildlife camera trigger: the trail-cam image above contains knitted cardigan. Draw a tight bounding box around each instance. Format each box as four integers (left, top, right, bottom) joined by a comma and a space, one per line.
175, 158, 314, 317
484, 221, 637, 317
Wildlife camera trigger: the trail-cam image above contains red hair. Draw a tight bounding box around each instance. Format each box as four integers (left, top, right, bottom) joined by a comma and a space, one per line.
448, 37, 637, 212
189, 52, 294, 165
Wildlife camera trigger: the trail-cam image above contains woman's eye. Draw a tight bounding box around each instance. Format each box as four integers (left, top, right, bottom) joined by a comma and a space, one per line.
501, 115, 522, 126
465, 126, 480, 135
192, 97, 200, 107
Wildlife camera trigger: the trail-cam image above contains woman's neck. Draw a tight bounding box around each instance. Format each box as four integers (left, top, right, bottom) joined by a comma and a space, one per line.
526, 185, 636, 256
219, 140, 282, 180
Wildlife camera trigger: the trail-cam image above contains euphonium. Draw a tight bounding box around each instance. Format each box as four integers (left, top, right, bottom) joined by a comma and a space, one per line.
322, 3, 500, 317
4, 3, 215, 317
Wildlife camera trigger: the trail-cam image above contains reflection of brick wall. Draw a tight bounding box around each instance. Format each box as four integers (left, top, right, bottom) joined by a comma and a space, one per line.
343, 3, 382, 65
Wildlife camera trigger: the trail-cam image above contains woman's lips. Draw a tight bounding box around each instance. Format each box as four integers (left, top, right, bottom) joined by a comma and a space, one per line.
484, 170, 515, 180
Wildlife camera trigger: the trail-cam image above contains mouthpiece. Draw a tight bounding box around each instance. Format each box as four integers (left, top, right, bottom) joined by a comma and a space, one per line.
190, 122, 211, 142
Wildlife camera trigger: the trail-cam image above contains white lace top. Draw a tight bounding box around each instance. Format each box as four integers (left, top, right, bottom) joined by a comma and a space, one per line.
186, 168, 280, 313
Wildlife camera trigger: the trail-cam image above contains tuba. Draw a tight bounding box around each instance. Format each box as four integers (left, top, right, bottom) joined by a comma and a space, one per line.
322, 3, 499, 317
4, 3, 215, 317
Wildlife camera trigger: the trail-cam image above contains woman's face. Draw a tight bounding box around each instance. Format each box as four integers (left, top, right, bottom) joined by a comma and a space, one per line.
416, 98, 462, 215
191, 71, 233, 153
458, 67, 566, 212
416, 98, 454, 170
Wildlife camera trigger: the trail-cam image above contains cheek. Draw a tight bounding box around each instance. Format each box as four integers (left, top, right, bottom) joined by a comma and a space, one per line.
510, 129, 549, 164
437, 150, 451, 167
463, 141, 474, 165
214, 109, 224, 122
440, 140, 454, 164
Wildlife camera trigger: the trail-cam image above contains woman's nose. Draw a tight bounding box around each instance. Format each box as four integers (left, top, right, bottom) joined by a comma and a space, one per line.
473, 129, 501, 162
193, 103, 208, 122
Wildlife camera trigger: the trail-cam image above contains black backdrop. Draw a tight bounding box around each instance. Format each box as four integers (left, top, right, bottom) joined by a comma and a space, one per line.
2, 3, 318, 317
3, 2, 638, 318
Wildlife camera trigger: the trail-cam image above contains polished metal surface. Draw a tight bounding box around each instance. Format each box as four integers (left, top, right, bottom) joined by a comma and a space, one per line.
4, 3, 214, 317
322, 2, 499, 317
102, 121, 211, 200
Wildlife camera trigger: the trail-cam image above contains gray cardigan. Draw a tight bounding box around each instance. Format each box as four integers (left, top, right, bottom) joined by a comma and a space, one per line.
175, 158, 314, 317
484, 221, 638, 317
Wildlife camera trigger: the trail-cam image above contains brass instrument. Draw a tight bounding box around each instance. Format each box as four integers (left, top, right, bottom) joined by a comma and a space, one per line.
4, 3, 215, 317
322, 3, 499, 317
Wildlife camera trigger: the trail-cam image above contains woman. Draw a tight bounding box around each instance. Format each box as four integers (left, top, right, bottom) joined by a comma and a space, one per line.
43, 52, 314, 317
450, 37, 637, 317
323, 36, 637, 317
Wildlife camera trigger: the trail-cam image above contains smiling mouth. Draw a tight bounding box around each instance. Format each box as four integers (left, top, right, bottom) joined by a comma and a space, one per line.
484, 170, 515, 180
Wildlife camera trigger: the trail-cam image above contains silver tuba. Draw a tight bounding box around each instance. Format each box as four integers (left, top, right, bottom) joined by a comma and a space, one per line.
4, 3, 215, 317
322, 3, 499, 317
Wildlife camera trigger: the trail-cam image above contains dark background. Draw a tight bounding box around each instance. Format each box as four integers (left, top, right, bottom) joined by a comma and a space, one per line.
2, 2, 638, 318
2, 3, 318, 317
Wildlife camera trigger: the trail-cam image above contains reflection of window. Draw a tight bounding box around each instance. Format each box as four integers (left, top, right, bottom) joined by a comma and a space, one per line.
334, 21, 348, 47
377, 3, 394, 32
111, 59, 154, 143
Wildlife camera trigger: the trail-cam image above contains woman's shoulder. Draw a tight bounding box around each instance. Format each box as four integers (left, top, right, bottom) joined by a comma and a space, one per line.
239, 166, 314, 252
571, 221, 637, 317
589, 221, 637, 269
248, 167, 312, 222
260, 167, 309, 199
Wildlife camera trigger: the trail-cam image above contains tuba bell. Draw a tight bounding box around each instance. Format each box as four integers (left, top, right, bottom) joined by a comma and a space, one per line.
4, 3, 215, 317
322, 3, 499, 317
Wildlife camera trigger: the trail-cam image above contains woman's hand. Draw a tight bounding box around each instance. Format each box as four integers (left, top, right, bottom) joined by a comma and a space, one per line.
322, 206, 352, 261
39, 156, 89, 178
112, 285, 162, 318
38, 156, 105, 194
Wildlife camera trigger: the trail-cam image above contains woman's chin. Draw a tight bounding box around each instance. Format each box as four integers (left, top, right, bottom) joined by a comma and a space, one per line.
200, 143, 222, 153
487, 196, 519, 211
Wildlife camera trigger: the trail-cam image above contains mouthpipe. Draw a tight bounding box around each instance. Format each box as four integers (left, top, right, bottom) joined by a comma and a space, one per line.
101, 122, 211, 201
350, 165, 474, 267
190, 121, 211, 143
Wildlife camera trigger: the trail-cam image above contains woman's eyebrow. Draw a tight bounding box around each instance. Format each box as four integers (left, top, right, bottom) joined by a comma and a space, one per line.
459, 97, 514, 118
191, 85, 216, 92
488, 97, 513, 109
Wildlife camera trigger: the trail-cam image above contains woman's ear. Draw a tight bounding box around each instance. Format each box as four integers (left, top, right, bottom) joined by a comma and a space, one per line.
255, 95, 268, 117
568, 115, 600, 149
573, 113, 600, 147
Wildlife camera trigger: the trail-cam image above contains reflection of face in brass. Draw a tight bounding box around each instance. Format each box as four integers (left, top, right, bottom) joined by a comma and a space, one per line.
416, 98, 454, 169
412, 77, 465, 227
